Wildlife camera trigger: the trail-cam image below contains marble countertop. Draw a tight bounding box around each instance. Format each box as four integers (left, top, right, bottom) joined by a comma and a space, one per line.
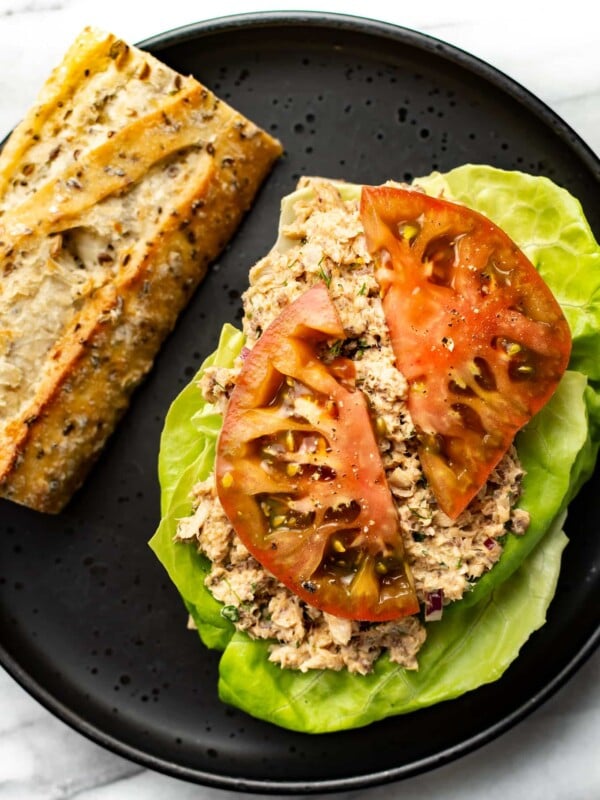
0, 1, 598, 798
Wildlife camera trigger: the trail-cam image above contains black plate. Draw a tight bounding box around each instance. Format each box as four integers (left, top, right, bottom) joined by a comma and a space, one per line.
1, 12, 599, 794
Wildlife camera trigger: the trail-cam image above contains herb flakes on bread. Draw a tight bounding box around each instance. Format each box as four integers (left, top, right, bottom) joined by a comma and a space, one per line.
0, 26, 282, 513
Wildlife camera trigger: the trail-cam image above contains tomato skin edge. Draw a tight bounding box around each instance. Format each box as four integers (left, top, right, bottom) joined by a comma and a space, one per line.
360, 184, 572, 520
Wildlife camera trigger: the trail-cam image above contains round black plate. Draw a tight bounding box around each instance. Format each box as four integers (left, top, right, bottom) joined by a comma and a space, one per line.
1, 12, 599, 794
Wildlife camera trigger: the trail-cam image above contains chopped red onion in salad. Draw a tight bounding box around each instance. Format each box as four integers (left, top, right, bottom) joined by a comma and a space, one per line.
425, 589, 444, 621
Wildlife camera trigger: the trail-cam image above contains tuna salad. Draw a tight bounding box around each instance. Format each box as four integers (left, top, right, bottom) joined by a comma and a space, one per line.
174, 178, 531, 675
152, 163, 599, 733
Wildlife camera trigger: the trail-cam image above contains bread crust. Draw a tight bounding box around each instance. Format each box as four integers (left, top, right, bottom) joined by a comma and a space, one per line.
0, 27, 282, 512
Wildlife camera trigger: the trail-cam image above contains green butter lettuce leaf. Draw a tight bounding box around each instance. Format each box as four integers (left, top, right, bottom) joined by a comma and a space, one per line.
150, 166, 600, 732
157, 323, 245, 516
464, 371, 597, 606
149, 324, 244, 651
218, 518, 567, 732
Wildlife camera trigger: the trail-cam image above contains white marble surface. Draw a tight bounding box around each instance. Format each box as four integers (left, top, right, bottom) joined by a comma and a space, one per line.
0, 1, 598, 798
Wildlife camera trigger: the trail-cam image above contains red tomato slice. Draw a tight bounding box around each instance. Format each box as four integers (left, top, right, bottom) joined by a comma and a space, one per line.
360, 185, 572, 520
216, 283, 418, 621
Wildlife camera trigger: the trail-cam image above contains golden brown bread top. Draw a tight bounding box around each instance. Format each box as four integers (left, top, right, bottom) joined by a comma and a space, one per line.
0, 27, 282, 512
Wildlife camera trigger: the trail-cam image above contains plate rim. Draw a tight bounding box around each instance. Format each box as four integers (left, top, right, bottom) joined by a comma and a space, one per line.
1, 10, 599, 795
141, 10, 599, 177
3, 631, 599, 794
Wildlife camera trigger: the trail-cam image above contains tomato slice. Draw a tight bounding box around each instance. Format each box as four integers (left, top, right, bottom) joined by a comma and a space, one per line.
360, 185, 572, 520
215, 283, 418, 621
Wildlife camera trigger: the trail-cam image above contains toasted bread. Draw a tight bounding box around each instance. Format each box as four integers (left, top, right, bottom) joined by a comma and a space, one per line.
0, 27, 282, 512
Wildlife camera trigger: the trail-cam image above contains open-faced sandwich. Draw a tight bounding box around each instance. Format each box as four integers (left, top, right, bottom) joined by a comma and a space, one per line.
151, 164, 600, 732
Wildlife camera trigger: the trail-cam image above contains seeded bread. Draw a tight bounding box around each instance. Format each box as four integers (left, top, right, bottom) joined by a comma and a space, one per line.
0, 27, 282, 513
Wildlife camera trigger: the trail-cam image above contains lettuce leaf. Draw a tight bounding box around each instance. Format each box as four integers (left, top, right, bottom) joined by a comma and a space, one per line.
150, 166, 600, 732
218, 516, 567, 732
464, 371, 596, 606
150, 324, 244, 651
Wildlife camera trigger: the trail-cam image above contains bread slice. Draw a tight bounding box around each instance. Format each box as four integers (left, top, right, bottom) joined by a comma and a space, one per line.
0, 27, 282, 513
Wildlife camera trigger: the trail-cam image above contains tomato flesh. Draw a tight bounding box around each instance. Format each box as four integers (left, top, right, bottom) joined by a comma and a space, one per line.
216, 283, 418, 621
360, 185, 572, 519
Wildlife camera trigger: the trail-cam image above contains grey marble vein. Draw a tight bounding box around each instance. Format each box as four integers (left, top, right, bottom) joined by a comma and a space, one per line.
0, 1, 66, 17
